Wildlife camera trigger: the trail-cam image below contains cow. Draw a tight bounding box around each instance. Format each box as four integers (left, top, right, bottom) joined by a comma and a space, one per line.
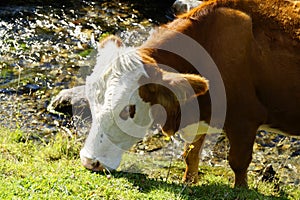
49, 0, 300, 187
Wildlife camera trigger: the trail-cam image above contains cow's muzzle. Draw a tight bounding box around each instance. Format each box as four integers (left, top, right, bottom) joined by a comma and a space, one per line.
80, 156, 105, 172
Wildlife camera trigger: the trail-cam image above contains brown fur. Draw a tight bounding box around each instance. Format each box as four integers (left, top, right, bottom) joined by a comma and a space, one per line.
181, 0, 300, 40
138, 0, 299, 187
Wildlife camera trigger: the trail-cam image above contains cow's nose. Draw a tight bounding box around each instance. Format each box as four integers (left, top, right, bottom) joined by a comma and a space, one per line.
80, 156, 105, 172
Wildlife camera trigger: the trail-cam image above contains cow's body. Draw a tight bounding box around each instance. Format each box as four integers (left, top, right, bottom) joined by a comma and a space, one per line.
142, 0, 300, 134
138, 0, 300, 186
50, 0, 299, 188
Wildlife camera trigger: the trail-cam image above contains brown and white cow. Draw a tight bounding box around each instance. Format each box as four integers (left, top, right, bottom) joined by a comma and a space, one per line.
51, 0, 300, 187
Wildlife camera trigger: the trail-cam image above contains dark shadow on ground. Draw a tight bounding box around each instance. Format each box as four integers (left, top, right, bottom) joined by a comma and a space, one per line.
98, 170, 290, 200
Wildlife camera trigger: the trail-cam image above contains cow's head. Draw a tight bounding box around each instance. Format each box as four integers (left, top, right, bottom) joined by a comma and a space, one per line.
80, 36, 209, 171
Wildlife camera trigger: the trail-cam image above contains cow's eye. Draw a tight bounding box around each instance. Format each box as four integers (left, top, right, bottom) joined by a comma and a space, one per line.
119, 105, 136, 120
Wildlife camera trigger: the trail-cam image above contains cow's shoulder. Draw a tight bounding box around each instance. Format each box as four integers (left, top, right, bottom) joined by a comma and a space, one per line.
179, 0, 300, 40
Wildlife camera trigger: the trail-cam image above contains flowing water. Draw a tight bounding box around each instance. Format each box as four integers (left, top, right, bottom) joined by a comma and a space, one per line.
0, 1, 162, 134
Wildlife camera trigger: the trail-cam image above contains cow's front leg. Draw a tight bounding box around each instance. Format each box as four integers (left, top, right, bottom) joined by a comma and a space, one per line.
182, 134, 206, 184
226, 122, 259, 187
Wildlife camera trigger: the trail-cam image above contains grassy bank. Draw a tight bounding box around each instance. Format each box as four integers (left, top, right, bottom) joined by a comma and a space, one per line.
0, 128, 299, 199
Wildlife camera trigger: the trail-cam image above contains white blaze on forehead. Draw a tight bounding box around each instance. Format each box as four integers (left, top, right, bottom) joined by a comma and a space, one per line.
81, 44, 153, 169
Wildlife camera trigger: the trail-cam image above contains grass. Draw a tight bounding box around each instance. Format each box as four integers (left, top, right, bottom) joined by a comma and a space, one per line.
0, 127, 299, 200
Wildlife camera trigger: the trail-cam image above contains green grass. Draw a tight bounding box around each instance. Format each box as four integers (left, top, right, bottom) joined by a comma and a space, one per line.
0, 128, 299, 200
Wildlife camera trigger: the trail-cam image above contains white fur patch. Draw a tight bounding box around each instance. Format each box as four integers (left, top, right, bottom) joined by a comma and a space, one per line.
178, 123, 299, 143
178, 121, 223, 142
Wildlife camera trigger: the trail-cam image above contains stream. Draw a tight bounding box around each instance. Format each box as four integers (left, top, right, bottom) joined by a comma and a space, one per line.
0, 0, 161, 134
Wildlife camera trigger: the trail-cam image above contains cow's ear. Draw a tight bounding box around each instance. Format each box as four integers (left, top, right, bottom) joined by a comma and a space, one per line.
99, 35, 123, 49
162, 71, 209, 101
181, 73, 209, 96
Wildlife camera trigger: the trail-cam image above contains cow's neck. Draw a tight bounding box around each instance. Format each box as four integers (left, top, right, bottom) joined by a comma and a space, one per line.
137, 34, 213, 136
140, 23, 205, 74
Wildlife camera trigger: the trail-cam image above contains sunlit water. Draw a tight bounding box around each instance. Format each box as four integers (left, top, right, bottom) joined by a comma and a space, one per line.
0, 1, 155, 133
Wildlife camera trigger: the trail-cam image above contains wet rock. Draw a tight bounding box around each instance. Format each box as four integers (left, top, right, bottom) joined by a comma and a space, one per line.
22, 83, 41, 93
0, 0, 82, 7
0, 88, 15, 94
291, 149, 300, 157
261, 164, 278, 183
173, 0, 202, 14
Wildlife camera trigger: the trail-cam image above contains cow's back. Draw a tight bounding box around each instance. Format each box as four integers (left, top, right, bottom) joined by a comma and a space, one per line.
210, 0, 300, 134
142, 0, 300, 135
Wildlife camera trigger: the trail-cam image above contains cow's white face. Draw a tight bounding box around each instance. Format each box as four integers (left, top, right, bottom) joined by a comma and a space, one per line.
79, 36, 211, 172
80, 38, 153, 171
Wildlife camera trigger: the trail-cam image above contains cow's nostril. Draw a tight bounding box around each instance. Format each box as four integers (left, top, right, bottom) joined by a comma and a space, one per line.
81, 156, 105, 172
92, 160, 100, 168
